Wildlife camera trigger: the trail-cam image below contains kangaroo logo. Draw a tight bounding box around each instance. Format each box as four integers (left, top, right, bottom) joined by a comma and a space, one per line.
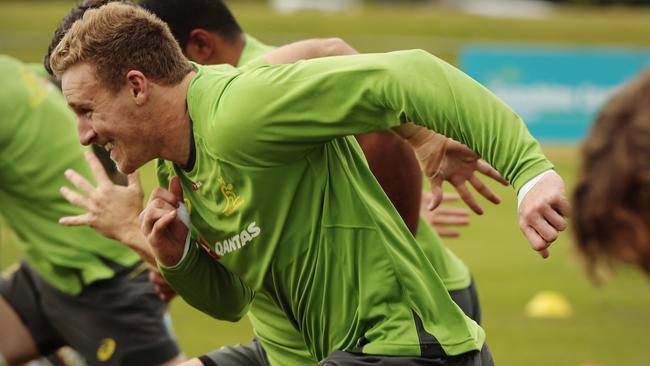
218, 177, 244, 216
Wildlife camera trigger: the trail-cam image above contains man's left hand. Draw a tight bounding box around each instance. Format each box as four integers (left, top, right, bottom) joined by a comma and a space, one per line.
518, 171, 571, 258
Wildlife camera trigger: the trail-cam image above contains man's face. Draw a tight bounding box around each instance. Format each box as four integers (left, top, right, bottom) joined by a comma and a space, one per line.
61, 62, 153, 174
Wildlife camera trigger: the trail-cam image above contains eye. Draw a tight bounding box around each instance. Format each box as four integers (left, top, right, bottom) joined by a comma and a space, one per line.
79, 108, 93, 119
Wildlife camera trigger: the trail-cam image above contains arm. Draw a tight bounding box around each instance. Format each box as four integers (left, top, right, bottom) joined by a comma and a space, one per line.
264, 37, 356, 64
60, 152, 182, 301
220, 50, 547, 185
265, 41, 498, 234
157, 234, 254, 322
217, 50, 568, 254
140, 176, 253, 321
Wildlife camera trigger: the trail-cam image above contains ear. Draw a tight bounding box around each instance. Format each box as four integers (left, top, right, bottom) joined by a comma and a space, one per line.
185, 28, 217, 64
125, 70, 148, 106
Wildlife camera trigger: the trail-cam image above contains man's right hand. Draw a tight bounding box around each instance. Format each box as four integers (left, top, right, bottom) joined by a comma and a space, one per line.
140, 176, 189, 267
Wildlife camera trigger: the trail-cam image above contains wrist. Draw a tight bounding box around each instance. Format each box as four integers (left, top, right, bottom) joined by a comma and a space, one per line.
517, 170, 554, 209
157, 231, 191, 269
120, 224, 157, 265
119, 219, 146, 248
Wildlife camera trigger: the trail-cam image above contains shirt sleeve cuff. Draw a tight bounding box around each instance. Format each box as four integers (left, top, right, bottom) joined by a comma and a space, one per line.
517, 170, 554, 209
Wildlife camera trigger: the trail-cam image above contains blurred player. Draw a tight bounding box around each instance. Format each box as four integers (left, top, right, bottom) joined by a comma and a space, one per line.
0, 55, 183, 366
573, 69, 650, 279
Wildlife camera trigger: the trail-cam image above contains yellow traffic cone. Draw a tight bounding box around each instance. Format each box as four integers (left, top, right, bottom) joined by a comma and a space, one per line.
525, 291, 573, 318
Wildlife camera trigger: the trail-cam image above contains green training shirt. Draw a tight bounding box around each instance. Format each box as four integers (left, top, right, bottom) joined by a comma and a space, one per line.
0, 55, 139, 294
159, 50, 553, 359
240, 35, 472, 292
238, 35, 319, 366
416, 217, 471, 291
241, 36, 471, 365
238, 34, 275, 66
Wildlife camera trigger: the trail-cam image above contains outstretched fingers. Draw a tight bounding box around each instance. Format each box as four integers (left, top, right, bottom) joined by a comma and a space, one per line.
84, 151, 111, 186
64, 169, 95, 195
59, 186, 90, 210
452, 181, 483, 215
430, 210, 470, 226
477, 159, 509, 186
468, 174, 501, 205
59, 213, 93, 227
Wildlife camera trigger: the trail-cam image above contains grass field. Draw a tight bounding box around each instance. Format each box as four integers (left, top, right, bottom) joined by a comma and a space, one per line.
1, 2, 650, 365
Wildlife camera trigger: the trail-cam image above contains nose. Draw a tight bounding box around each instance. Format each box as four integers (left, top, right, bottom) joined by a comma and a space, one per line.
77, 118, 96, 146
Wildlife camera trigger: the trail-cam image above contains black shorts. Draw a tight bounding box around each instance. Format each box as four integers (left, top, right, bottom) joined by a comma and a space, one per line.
0, 261, 180, 366
201, 340, 492, 366
199, 338, 270, 366
319, 343, 493, 366
449, 278, 482, 325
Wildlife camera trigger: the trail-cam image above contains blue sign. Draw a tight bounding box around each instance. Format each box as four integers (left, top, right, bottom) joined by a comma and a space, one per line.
460, 45, 650, 142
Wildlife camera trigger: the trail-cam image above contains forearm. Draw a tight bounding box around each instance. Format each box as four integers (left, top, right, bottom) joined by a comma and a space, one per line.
264, 37, 357, 64
227, 49, 549, 179
158, 236, 253, 322
120, 226, 156, 266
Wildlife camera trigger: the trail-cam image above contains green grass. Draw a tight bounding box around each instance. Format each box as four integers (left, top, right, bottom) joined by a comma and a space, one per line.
1, 2, 650, 365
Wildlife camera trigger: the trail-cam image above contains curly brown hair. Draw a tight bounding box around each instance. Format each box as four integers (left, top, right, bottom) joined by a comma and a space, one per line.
572, 68, 650, 280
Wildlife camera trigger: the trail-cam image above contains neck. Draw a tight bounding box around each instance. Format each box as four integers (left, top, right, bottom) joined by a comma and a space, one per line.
154, 71, 197, 167
211, 33, 246, 66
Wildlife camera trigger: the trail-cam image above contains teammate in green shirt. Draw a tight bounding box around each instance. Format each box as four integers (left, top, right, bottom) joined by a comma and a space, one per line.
49, 3, 569, 365
0, 55, 183, 366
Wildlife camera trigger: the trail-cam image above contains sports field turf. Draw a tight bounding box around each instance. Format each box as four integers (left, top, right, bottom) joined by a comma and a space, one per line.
1, 2, 649, 365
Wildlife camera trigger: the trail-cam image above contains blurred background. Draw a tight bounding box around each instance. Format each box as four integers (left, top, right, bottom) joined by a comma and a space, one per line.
1, 1, 649, 365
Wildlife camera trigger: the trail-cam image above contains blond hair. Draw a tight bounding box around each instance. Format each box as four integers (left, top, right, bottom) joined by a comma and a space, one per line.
573, 69, 650, 279
50, 2, 192, 93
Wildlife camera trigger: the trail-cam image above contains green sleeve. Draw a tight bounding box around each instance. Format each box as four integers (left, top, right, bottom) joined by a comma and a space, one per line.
25, 63, 50, 80
158, 237, 254, 322
211, 49, 551, 190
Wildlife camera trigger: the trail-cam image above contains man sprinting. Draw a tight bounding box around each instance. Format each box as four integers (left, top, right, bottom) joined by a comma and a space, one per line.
49, 3, 569, 365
